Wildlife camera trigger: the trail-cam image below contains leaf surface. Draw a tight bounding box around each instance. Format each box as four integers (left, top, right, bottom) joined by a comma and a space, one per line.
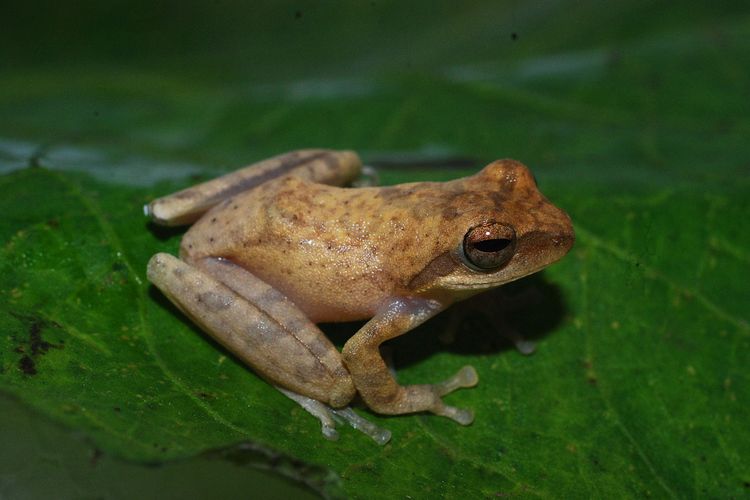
1, 1, 748, 498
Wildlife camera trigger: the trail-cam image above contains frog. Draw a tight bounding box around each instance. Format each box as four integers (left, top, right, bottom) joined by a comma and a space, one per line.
145, 149, 574, 444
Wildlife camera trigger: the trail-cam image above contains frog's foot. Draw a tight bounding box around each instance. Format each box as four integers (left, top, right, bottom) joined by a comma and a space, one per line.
331, 408, 392, 445
435, 365, 479, 395
277, 387, 391, 445
430, 365, 479, 425
277, 387, 339, 441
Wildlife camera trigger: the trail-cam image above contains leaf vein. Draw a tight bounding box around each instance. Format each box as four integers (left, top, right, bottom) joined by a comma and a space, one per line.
575, 224, 749, 334
51, 170, 252, 438
579, 250, 678, 498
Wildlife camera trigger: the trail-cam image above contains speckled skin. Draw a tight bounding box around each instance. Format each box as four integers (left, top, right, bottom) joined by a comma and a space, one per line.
146, 150, 574, 442
180, 159, 573, 322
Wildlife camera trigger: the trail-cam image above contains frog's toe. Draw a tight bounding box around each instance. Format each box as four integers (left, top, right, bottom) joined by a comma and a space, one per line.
430, 366, 477, 425
456, 365, 479, 387
332, 407, 392, 445
514, 339, 536, 356
435, 405, 475, 426
277, 386, 391, 444
321, 423, 339, 441
277, 387, 340, 439
435, 365, 478, 396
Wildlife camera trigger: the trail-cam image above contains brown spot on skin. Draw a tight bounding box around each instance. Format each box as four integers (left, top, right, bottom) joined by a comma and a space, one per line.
197, 291, 234, 311
173, 190, 199, 200
442, 206, 460, 220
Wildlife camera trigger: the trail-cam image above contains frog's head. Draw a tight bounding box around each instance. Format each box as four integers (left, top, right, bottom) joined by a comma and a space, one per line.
408, 159, 574, 300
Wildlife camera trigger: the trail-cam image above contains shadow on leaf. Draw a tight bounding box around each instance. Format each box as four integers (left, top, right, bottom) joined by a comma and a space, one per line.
365, 271, 568, 370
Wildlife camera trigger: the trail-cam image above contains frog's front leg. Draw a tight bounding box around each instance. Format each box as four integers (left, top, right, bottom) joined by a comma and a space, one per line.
342, 299, 479, 424
147, 253, 390, 444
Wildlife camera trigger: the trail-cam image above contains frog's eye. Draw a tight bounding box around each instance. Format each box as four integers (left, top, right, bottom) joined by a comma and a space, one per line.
462, 222, 516, 271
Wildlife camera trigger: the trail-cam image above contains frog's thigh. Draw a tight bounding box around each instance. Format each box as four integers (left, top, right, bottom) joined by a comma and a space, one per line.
146, 150, 361, 226
147, 253, 355, 407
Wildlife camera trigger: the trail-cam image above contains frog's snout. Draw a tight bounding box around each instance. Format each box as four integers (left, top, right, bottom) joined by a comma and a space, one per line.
552, 224, 575, 253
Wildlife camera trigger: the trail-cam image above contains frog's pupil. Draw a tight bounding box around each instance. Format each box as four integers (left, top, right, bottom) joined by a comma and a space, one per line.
474, 239, 511, 253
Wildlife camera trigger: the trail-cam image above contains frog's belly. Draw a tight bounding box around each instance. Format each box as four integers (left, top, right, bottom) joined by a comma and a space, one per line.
249, 263, 390, 324
180, 201, 400, 322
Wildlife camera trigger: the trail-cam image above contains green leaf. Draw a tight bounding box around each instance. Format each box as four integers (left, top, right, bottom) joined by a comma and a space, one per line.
1, 1, 749, 498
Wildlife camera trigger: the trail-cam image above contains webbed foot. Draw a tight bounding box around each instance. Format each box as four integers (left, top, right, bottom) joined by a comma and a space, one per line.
430, 365, 478, 425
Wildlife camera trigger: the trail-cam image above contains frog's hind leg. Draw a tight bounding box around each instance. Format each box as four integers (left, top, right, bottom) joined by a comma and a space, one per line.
147, 252, 390, 444
191, 255, 391, 444
148, 253, 354, 406
145, 149, 361, 226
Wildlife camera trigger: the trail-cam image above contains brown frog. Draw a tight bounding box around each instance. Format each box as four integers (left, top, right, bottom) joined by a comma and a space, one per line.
145, 149, 574, 444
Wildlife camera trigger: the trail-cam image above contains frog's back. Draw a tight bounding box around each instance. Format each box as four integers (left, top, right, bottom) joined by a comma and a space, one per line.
180, 175, 468, 322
